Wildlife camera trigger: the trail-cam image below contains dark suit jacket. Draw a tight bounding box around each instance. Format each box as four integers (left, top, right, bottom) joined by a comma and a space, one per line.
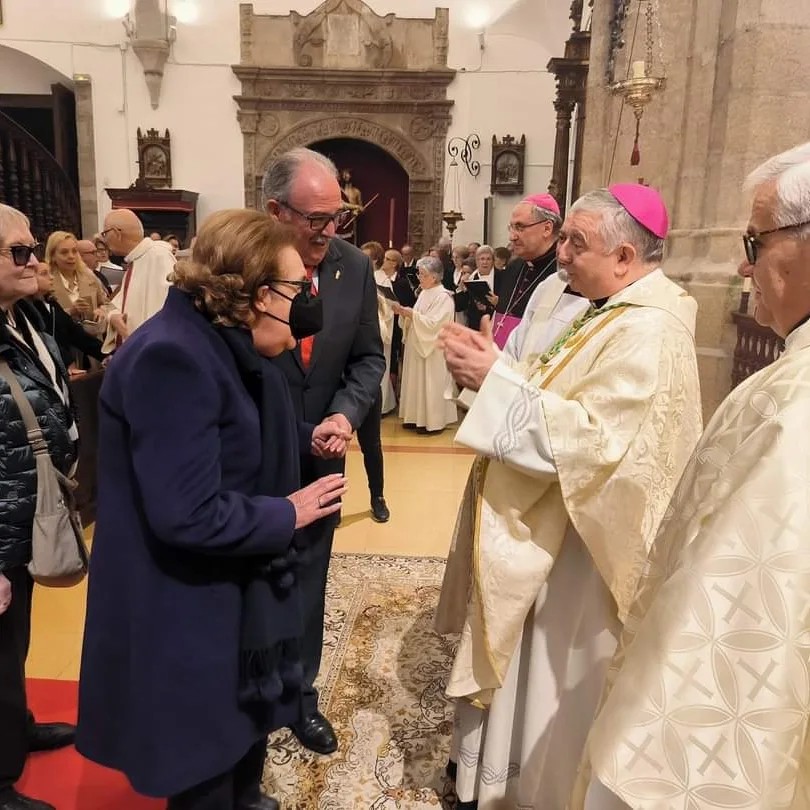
270, 238, 385, 485
77, 289, 309, 796
31, 297, 104, 367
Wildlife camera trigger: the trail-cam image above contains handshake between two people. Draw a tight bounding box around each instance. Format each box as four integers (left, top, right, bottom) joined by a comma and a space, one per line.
286, 412, 354, 530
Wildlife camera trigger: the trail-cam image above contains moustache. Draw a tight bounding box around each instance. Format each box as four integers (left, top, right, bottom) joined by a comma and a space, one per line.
556, 265, 570, 283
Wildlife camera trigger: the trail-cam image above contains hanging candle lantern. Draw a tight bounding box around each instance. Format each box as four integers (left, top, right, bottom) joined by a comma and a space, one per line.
610, 0, 666, 166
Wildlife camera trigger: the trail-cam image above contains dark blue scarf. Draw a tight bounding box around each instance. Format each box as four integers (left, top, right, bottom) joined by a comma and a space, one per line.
215, 325, 305, 721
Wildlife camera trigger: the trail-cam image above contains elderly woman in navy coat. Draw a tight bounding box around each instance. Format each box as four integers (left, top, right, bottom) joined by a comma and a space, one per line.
77, 210, 350, 810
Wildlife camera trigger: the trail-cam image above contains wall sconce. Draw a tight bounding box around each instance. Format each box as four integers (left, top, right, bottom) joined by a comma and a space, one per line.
441, 135, 480, 241
448, 135, 481, 178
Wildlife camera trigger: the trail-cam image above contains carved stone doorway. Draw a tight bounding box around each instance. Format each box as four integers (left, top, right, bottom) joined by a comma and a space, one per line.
311, 137, 409, 248
232, 1, 455, 253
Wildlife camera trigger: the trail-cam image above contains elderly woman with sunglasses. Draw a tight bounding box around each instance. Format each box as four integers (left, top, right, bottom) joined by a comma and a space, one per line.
0, 204, 78, 810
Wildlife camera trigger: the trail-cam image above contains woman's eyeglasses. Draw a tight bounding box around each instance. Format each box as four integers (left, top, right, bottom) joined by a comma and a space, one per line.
0, 243, 43, 266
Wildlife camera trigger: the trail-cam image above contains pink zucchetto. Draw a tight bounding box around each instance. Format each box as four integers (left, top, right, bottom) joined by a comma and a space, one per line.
521, 193, 561, 217
608, 183, 669, 239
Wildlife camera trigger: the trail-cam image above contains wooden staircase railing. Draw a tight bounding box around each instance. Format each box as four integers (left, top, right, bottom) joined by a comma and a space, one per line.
731, 310, 784, 387
0, 109, 81, 240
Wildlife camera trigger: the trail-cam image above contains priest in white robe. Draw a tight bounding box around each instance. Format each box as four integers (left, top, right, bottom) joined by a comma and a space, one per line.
395, 256, 457, 433
575, 142, 810, 810
99, 208, 174, 353
435, 184, 704, 809
374, 252, 400, 415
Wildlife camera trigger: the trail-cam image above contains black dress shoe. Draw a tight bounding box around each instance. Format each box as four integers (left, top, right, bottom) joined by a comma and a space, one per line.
0, 789, 55, 810
28, 722, 75, 752
291, 711, 337, 755
238, 796, 279, 810
370, 496, 390, 523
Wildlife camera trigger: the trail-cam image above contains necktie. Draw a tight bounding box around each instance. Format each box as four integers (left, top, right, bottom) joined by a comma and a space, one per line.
299, 266, 317, 368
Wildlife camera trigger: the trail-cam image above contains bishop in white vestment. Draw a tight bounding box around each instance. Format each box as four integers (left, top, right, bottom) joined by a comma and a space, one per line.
436, 185, 703, 809
396, 256, 458, 432
576, 142, 810, 810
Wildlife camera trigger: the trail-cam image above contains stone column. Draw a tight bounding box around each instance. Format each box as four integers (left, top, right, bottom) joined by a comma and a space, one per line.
580, 0, 810, 419
73, 75, 98, 237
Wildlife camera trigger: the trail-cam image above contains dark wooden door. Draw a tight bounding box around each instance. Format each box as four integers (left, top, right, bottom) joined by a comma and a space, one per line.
51, 82, 79, 190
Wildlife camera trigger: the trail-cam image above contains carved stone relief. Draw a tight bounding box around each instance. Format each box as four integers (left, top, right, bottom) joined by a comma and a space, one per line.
233, 1, 455, 251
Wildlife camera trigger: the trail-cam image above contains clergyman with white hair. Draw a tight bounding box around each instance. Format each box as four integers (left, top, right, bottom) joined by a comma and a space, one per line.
394, 255, 457, 433
435, 183, 703, 809
573, 143, 810, 809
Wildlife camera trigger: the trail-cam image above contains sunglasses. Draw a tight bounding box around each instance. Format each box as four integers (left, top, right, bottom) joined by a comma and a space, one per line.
0, 243, 43, 266
742, 220, 810, 265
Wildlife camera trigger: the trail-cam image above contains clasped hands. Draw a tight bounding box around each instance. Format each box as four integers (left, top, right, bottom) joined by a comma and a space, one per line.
440, 314, 498, 392
311, 412, 353, 459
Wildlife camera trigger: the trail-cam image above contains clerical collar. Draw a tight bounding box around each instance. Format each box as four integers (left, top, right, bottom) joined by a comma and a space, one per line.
561, 285, 606, 308
527, 243, 557, 270
787, 312, 810, 337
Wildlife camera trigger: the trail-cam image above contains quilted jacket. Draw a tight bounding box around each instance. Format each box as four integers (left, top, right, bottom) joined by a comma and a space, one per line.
0, 300, 77, 572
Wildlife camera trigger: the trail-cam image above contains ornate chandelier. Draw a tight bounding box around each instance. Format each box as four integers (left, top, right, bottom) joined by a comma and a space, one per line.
609, 0, 666, 166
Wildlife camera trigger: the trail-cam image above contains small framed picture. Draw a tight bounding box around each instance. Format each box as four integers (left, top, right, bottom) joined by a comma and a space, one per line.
490, 134, 526, 195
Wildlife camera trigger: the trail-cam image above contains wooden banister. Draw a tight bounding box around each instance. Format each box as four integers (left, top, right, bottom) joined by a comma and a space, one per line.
0, 109, 81, 239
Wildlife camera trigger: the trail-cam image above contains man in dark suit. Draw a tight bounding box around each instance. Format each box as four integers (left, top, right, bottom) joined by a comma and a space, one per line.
264, 148, 385, 755
400, 243, 417, 270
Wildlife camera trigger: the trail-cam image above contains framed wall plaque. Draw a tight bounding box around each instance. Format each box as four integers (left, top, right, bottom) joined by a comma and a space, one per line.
136, 127, 172, 188
490, 134, 526, 195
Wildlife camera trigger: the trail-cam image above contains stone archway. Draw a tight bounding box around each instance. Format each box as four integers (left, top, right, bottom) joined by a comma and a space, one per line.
232, 0, 455, 252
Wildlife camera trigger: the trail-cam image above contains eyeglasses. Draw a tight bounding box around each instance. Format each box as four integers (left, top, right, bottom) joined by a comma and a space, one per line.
508, 219, 548, 234
99, 227, 119, 241
0, 243, 43, 266
94, 248, 108, 255
742, 221, 810, 265
279, 202, 353, 232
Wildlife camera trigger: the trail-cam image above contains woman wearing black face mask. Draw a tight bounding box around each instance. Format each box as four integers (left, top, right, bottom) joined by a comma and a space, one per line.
76, 210, 349, 810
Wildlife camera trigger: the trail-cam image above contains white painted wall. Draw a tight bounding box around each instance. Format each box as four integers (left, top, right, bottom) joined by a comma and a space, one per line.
0, 0, 568, 243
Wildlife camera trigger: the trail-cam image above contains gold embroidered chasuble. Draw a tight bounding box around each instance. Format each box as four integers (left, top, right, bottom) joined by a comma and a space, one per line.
435, 269, 703, 705
578, 318, 810, 810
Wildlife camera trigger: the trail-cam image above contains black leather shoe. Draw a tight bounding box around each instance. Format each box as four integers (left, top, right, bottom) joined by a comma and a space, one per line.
291, 711, 337, 755
0, 789, 55, 810
370, 496, 390, 523
28, 722, 75, 752
238, 796, 279, 810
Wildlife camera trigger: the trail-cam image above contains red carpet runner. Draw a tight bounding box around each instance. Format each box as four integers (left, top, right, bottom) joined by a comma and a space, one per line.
17, 679, 162, 810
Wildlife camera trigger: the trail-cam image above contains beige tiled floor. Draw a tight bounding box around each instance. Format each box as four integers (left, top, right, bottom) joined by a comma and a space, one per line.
27, 415, 471, 682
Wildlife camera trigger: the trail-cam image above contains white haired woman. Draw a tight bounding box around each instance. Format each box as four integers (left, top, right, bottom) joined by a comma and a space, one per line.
0, 204, 78, 810
394, 256, 458, 433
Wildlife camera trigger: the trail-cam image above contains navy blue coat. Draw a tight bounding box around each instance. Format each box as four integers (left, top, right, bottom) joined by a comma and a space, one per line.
76, 289, 313, 797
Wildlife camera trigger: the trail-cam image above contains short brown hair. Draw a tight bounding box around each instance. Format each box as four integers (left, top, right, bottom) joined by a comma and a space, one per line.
360, 240, 385, 267
172, 209, 297, 328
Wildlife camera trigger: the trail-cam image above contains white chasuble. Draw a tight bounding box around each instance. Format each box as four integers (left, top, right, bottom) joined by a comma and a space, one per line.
399, 284, 458, 431
435, 269, 703, 808
577, 319, 810, 810
374, 268, 397, 414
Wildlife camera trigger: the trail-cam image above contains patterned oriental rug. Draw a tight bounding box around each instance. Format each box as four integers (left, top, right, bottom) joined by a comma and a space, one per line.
264, 553, 459, 809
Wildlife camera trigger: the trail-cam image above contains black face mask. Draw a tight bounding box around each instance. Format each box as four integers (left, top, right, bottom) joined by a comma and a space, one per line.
265, 285, 323, 340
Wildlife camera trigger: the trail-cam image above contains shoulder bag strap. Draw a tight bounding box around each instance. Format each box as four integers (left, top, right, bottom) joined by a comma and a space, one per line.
0, 358, 50, 456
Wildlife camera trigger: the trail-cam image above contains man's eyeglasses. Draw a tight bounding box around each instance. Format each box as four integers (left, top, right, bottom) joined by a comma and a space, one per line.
280, 202, 353, 232
508, 219, 548, 234
742, 220, 810, 265
99, 227, 119, 241
0, 243, 43, 266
